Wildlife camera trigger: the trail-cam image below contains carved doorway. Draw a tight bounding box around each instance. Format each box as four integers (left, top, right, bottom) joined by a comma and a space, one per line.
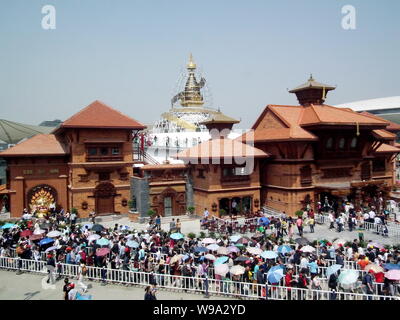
95, 182, 116, 215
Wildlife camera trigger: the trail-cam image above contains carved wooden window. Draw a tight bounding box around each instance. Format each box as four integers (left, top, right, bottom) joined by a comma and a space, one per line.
197, 169, 205, 179
300, 165, 312, 186
361, 162, 371, 180
338, 138, 346, 150
372, 158, 386, 172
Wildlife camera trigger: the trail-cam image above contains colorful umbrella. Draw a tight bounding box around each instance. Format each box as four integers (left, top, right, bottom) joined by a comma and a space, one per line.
20, 229, 32, 238
258, 217, 270, 226
217, 247, 230, 255
267, 268, 284, 284
33, 229, 46, 235
368, 242, 384, 250
229, 235, 242, 242
247, 247, 263, 255
227, 246, 240, 253
39, 238, 55, 246
295, 238, 310, 246
261, 251, 278, 259
383, 263, 400, 271
170, 254, 184, 264
385, 270, 400, 281
214, 256, 229, 266
205, 254, 216, 261
300, 245, 316, 253
96, 238, 109, 246
47, 230, 62, 238
170, 233, 184, 240
1, 223, 16, 229
237, 237, 250, 245
202, 238, 216, 244
364, 264, 384, 274
277, 245, 293, 255
338, 269, 359, 289
96, 248, 110, 257
87, 234, 101, 242
126, 240, 139, 248
235, 243, 245, 248
215, 263, 230, 276
333, 239, 347, 249
45, 246, 58, 253
234, 256, 249, 262
194, 246, 208, 253
29, 234, 43, 241
326, 264, 343, 278
230, 265, 245, 275
207, 244, 220, 251
91, 224, 104, 232
81, 223, 93, 231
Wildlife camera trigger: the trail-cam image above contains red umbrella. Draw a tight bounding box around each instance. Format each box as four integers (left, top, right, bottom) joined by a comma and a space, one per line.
96, 248, 110, 257
20, 230, 32, 238
29, 234, 43, 241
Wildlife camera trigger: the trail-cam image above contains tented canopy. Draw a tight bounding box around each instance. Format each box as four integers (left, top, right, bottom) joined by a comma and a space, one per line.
0, 119, 54, 144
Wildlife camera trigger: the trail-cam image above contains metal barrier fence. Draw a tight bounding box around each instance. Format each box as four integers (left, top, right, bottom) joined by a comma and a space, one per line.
0, 256, 398, 300
315, 214, 400, 238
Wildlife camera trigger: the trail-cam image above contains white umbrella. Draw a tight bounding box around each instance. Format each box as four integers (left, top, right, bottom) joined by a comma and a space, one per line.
45, 246, 58, 253
205, 254, 216, 261
333, 239, 347, 249
47, 231, 62, 238
206, 244, 220, 251
300, 245, 316, 253
87, 234, 101, 242
338, 269, 360, 289
202, 238, 217, 244
33, 229, 45, 235
217, 247, 230, 255
215, 263, 230, 276
230, 265, 246, 276
247, 247, 263, 255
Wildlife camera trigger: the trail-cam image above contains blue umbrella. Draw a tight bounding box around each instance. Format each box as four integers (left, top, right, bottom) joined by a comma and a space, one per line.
261, 251, 278, 259
258, 217, 270, 226
76, 292, 92, 300
277, 245, 293, 255
214, 256, 229, 266
126, 240, 139, 248
194, 246, 208, 253
39, 238, 55, 246
1, 223, 16, 229
267, 268, 284, 284
383, 263, 400, 270
269, 265, 285, 272
229, 235, 242, 242
326, 264, 342, 278
81, 223, 93, 232
170, 233, 184, 240
96, 238, 109, 246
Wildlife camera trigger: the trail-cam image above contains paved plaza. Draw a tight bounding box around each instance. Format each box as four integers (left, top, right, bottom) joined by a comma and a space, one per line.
0, 270, 235, 300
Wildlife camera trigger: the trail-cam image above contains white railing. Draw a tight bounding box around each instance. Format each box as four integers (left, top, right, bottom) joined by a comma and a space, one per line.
0, 256, 398, 300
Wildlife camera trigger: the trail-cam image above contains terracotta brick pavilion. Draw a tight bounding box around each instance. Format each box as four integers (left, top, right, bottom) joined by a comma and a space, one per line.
240, 75, 400, 215
0, 100, 145, 218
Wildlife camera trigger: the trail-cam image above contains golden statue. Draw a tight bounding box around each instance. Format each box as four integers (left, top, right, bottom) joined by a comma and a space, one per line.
29, 188, 55, 218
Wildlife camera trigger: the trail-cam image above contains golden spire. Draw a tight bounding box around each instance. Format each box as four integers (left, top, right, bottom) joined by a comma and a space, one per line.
187, 53, 197, 70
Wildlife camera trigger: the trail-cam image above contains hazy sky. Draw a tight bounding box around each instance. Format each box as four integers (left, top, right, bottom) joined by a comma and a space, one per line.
0, 0, 399, 129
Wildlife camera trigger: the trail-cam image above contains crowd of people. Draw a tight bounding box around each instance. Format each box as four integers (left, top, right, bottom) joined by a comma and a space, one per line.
0, 202, 399, 300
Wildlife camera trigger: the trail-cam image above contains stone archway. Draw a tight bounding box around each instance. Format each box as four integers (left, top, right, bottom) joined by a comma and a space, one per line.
94, 182, 116, 215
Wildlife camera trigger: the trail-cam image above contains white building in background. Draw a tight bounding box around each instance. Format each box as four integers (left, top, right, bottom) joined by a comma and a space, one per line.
143, 55, 241, 164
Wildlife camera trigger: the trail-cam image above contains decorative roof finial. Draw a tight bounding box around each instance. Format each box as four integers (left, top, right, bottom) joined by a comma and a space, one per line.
187, 53, 196, 70
309, 73, 314, 81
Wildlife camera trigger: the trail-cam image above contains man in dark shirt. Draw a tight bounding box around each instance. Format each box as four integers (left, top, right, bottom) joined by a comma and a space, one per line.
46, 254, 56, 284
